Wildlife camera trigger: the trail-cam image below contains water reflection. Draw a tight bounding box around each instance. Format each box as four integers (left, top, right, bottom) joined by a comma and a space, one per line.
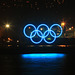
27, 45, 71, 47
1, 53, 75, 75
22, 53, 65, 58
21, 53, 66, 75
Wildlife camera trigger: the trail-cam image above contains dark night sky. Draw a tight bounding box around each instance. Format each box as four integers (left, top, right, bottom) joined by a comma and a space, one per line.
0, 0, 75, 24
0, 0, 75, 39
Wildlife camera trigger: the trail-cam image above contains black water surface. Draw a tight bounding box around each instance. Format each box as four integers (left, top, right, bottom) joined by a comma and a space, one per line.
0, 53, 75, 75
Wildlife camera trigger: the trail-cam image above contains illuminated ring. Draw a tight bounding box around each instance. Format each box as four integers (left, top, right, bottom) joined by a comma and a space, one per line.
23, 24, 63, 44
50, 24, 62, 38
30, 30, 43, 44
23, 24, 36, 38
44, 30, 56, 44
37, 24, 49, 37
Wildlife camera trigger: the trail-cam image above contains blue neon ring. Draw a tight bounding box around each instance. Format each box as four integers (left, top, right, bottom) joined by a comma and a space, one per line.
50, 24, 63, 38
37, 24, 49, 37
43, 30, 50, 38
30, 30, 43, 44
44, 30, 56, 44
23, 24, 36, 38
23, 24, 62, 44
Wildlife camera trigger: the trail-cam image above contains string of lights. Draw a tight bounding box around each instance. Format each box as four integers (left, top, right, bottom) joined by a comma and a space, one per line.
0, 0, 65, 9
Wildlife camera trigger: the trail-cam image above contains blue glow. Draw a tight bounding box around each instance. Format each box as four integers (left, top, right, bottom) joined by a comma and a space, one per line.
50, 24, 63, 38
37, 24, 49, 37
30, 30, 43, 44
23, 24, 62, 44
22, 53, 65, 58
23, 24, 36, 38
44, 30, 56, 44
44, 30, 50, 38
37, 24, 49, 30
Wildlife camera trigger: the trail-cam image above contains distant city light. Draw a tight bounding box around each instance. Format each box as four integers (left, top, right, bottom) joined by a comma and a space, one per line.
40, 28, 43, 30
5, 24, 10, 28
71, 26, 74, 29
28, 27, 31, 29
57, 33, 60, 35
47, 38, 51, 40
61, 22, 65, 27
0, 0, 65, 9
26, 1, 29, 3
17, 40, 19, 43
8, 45, 12, 47
69, 28, 71, 30
7, 40, 10, 42
8, 38, 13, 41
57, 0, 64, 4
17, 45, 19, 47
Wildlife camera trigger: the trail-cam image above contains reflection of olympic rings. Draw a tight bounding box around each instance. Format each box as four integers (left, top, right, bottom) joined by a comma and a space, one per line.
23, 24, 63, 44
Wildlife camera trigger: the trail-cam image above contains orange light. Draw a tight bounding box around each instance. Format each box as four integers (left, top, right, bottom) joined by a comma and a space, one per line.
5, 24, 10, 28
8, 38, 12, 41
71, 26, 73, 29
61, 22, 65, 26
69, 28, 71, 30
28, 27, 31, 29
57, 45, 66, 47
8, 38, 10, 40
40, 28, 43, 30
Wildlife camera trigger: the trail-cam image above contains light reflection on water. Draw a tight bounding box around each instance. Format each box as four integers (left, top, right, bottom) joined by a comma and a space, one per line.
21, 53, 66, 75
3, 44, 71, 47
1, 53, 75, 75
27, 45, 71, 47
22, 53, 65, 58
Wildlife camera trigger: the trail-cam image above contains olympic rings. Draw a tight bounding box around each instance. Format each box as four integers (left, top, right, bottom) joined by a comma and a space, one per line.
23, 24, 63, 44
